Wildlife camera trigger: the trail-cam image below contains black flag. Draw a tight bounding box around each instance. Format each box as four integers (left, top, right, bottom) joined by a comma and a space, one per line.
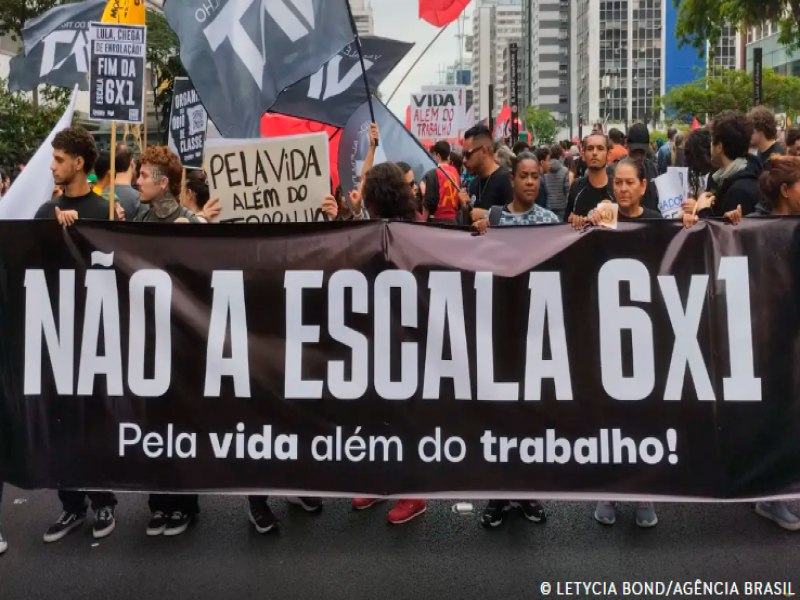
165, 0, 355, 139
270, 36, 413, 128
8, 0, 105, 92
338, 97, 438, 192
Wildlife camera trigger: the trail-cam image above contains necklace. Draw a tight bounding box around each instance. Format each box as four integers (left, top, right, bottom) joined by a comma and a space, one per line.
478, 169, 496, 204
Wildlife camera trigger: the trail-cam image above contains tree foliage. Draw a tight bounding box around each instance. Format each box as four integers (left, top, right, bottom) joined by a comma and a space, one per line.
676, 0, 800, 52
146, 8, 185, 136
0, 78, 69, 170
0, 0, 62, 39
525, 107, 558, 146
662, 68, 800, 122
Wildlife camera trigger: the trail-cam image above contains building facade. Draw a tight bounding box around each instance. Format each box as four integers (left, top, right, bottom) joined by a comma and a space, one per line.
745, 22, 799, 76
349, 0, 375, 37
521, 0, 571, 123
472, 0, 523, 120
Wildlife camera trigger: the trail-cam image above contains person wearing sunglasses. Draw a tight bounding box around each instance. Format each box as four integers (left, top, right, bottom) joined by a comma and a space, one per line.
460, 125, 513, 224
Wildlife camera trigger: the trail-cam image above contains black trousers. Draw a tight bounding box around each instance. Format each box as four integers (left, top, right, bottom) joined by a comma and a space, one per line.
59, 489, 117, 514
148, 494, 199, 515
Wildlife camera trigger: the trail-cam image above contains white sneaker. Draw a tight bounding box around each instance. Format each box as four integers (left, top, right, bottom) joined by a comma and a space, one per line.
0, 529, 7, 555
635, 502, 658, 528
756, 501, 800, 531
594, 501, 616, 525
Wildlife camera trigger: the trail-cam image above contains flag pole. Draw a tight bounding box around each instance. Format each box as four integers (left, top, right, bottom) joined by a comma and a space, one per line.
386, 24, 450, 105
109, 121, 117, 221
344, 0, 377, 144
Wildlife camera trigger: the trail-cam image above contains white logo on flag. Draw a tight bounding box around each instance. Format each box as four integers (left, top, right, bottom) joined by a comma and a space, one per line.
40, 30, 90, 77
203, 0, 316, 91
307, 56, 374, 101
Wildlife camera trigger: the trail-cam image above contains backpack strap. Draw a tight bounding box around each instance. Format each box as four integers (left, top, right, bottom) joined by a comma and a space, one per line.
488, 205, 504, 227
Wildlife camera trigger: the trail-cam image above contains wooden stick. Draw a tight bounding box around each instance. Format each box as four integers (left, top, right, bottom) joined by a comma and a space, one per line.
109, 121, 117, 221
180, 167, 187, 205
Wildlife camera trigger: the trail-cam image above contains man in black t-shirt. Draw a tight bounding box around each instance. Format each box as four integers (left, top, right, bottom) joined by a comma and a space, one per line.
36, 127, 119, 545
35, 127, 110, 223
462, 125, 513, 222
565, 133, 616, 227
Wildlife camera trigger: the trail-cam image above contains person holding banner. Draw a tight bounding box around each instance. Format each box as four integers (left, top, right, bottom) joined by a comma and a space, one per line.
133, 147, 199, 225
35, 127, 120, 543
587, 159, 663, 224
472, 152, 554, 526
565, 134, 616, 229
723, 155, 800, 531
462, 125, 513, 223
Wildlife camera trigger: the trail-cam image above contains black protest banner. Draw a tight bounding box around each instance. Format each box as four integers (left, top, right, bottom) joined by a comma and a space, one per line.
167, 77, 208, 169
1, 219, 799, 501
89, 22, 146, 123
204, 134, 329, 224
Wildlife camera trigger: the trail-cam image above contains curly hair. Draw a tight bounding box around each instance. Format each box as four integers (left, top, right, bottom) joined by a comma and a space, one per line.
140, 146, 183, 197
363, 162, 418, 221
685, 128, 713, 198
749, 106, 778, 140
52, 126, 98, 173
711, 110, 753, 161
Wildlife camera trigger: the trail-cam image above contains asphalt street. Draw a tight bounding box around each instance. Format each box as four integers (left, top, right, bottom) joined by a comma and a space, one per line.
0, 488, 798, 600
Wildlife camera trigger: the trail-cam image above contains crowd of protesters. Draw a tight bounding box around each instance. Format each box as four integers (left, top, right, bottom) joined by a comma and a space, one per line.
1, 102, 800, 556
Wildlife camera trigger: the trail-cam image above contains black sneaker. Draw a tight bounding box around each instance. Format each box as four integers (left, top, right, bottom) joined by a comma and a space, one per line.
480, 500, 511, 528
512, 501, 546, 523
43, 511, 85, 543
249, 503, 279, 534
287, 497, 323, 513
146, 511, 168, 537
163, 511, 193, 537
92, 506, 116, 539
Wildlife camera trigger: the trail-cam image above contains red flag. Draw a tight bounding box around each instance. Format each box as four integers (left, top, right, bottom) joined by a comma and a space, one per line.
493, 104, 512, 141
260, 113, 342, 190
690, 116, 701, 131
419, 0, 471, 27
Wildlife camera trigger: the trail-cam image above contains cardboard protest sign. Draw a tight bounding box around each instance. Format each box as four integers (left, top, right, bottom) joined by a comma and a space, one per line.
667, 167, 690, 201
89, 22, 146, 123
168, 77, 208, 169
205, 133, 329, 224
655, 170, 687, 219
411, 87, 468, 142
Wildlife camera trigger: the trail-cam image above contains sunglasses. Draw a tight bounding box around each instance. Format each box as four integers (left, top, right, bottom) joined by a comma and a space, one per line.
464, 146, 484, 160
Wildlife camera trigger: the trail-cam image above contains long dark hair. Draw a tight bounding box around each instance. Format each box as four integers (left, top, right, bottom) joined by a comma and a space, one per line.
363, 162, 418, 221
684, 128, 712, 198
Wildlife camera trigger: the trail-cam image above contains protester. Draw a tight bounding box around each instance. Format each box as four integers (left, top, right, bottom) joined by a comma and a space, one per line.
565, 134, 615, 228
719, 156, 800, 530
397, 161, 421, 213
607, 128, 628, 165
35, 128, 109, 225
323, 161, 427, 524
533, 147, 552, 208
672, 133, 687, 168
657, 128, 678, 175
113, 144, 141, 216
623, 123, 659, 210
749, 106, 786, 165
593, 158, 663, 222
422, 140, 461, 223
133, 147, 200, 225
512, 141, 531, 155
182, 170, 221, 222
680, 127, 713, 218
474, 151, 560, 231
684, 111, 763, 227
472, 155, 557, 527
786, 128, 800, 157
543, 144, 571, 220
35, 127, 119, 542
462, 125, 513, 222
494, 143, 514, 172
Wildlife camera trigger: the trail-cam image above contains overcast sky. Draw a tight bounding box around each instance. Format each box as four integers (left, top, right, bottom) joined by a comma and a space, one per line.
371, 0, 475, 118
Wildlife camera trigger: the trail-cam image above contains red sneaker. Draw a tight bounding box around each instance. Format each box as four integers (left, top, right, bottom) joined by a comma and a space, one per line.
352, 497, 386, 511
387, 499, 427, 524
